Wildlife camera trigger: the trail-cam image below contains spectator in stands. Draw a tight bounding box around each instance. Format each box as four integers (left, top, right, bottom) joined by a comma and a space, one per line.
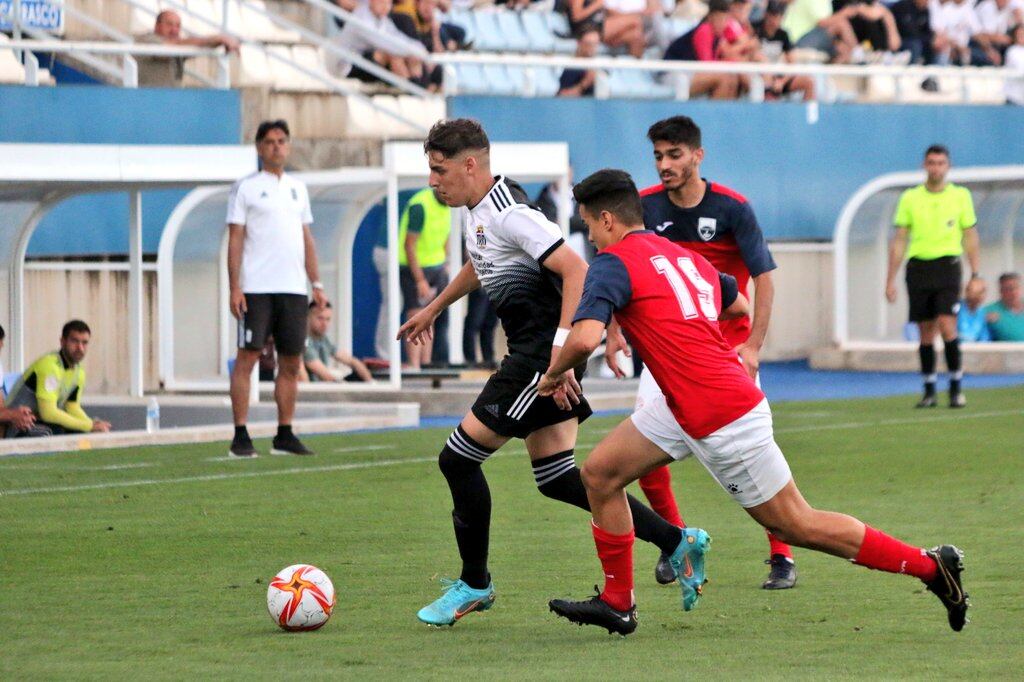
971, 0, 1020, 65
930, 0, 979, 66
1005, 23, 1024, 105
720, 0, 764, 62
891, 0, 936, 64
830, 0, 902, 55
135, 10, 239, 87
391, 0, 469, 90
957, 277, 991, 342
330, 0, 430, 85
782, 0, 860, 62
399, 188, 450, 369
301, 302, 374, 382
567, 0, 647, 58
5, 320, 111, 438
664, 0, 743, 98
0, 324, 37, 436
558, 28, 600, 97
755, 1, 818, 99
985, 272, 1024, 340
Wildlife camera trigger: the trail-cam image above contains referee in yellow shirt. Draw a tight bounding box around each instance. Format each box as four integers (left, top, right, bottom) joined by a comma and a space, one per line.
886, 145, 980, 409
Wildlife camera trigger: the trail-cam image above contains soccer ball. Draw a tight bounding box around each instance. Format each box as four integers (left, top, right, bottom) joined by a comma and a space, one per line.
266, 564, 336, 631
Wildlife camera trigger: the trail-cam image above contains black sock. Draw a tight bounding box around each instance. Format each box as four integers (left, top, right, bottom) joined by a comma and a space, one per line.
441, 427, 497, 589
277, 424, 293, 438
944, 338, 962, 392
532, 451, 684, 556
234, 425, 249, 440
918, 344, 937, 394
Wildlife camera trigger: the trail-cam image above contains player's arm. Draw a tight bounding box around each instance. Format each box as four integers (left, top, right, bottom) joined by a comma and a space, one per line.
303, 225, 328, 308
960, 190, 980, 278
731, 201, 776, 375
397, 260, 480, 345
603, 316, 632, 379
886, 227, 909, 303
227, 223, 246, 319
718, 271, 749, 320
403, 205, 434, 305
541, 244, 589, 409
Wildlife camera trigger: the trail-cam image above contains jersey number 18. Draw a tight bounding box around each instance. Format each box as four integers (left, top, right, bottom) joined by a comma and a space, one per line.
650, 255, 718, 322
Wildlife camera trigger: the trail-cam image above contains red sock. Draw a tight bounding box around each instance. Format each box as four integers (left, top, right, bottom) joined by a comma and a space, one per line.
591, 521, 635, 611
766, 529, 793, 559
638, 466, 685, 528
854, 525, 937, 581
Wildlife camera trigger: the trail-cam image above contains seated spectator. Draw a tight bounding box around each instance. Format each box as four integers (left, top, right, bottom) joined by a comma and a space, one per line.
399, 188, 450, 369
605, 0, 663, 49
930, 0, 979, 65
755, 1, 818, 99
957, 277, 991, 342
558, 28, 601, 96
391, 0, 463, 91
1005, 23, 1024, 105
971, 0, 1020, 65
135, 10, 239, 87
0, 324, 37, 437
782, 0, 860, 62
720, 0, 764, 62
891, 0, 936, 64
664, 0, 743, 98
831, 0, 902, 55
330, 0, 430, 85
4, 320, 111, 438
567, 0, 647, 58
301, 303, 374, 382
984, 272, 1024, 340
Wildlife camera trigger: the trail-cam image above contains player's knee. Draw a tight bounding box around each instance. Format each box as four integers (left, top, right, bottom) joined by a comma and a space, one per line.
438, 426, 495, 479
533, 450, 579, 501
580, 460, 616, 494
438, 447, 479, 479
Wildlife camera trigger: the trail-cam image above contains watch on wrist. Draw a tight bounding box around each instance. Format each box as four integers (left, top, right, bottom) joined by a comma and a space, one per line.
311, 281, 325, 290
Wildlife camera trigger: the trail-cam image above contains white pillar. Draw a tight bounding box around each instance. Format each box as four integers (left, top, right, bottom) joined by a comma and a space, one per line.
128, 191, 144, 397
385, 153, 402, 388
447, 207, 465, 365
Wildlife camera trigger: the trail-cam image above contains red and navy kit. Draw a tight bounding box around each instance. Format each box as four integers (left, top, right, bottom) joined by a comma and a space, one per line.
640, 181, 776, 347
574, 230, 764, 438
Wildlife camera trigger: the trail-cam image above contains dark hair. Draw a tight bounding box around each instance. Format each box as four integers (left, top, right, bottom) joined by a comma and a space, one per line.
572, 169, 644, 226
999, 272, 1021, 285
765, 0, 784, 14
256, 120, 290, 142
708, 0, 730, 13
925, 144, 949, 158
0, 323, 5, 340
647, 115, 702, 149
423, 118, 489, 158
62, 319, 91, 338
309, 300, 333, 310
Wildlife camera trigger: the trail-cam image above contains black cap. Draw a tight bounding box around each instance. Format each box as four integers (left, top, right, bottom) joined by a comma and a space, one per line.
708, 0, 730, 13
765, 0, 784, 13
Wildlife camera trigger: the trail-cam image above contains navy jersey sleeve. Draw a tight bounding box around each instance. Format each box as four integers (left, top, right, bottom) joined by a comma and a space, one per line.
731, 201, 776, 277
573, 253, 632, 326
719, 272, 739, 310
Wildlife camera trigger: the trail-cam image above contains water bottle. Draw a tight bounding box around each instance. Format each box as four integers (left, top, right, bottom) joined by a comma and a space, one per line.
146, 397, 160, 433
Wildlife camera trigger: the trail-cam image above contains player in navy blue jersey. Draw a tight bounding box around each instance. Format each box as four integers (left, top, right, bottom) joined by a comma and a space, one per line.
607, 115, 796, 590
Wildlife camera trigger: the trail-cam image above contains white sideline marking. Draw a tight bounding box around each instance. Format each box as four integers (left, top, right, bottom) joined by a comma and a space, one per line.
77, 462, 155, 471
1, 409, 1020, 497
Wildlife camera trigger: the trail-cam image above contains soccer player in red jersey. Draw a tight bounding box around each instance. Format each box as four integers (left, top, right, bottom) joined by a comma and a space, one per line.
607, 114, 796, 589
542, 169, 969, 636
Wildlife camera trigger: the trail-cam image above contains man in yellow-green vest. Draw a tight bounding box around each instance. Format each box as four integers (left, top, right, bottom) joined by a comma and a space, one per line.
886, 145, 980, 410
400, 187, 451, 369
5, 320, 112, 437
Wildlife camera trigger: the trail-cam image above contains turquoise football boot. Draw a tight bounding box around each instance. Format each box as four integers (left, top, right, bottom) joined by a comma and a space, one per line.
668, 528, 711, 611
417, 578, 496, 626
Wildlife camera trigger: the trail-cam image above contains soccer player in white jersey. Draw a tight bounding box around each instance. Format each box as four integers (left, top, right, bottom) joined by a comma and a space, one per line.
399, 119, 705, 627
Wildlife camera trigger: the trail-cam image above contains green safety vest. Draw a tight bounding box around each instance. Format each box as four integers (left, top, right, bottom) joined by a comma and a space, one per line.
398, 188, 451, 268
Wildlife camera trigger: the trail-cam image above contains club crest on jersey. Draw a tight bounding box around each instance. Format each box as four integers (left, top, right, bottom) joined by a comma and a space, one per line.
475, 225, 487, 248
698, 217, 717, 241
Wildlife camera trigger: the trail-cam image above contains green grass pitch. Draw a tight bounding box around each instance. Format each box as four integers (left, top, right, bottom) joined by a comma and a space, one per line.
2, 387, 1023, 679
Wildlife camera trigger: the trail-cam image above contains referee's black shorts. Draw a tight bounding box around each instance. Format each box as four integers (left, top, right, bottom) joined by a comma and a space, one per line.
238, 293, 308, 356
905, 256, 962, 323
471, 353, 593, 440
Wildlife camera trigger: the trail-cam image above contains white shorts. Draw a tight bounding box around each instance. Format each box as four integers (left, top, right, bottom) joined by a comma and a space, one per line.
631, 388, 792, 508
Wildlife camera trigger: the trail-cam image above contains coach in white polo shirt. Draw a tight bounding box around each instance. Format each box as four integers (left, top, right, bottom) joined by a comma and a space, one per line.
226, 120, 327, 458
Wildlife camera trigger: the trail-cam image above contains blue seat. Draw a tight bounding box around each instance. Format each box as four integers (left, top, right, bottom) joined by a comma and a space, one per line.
533, 66, 562, 96
607, 66, 674, 99
444, 9, 477, 48
2, 371, 21, 397
504, 65, 531, 95
521, 10, 556, 53
544, 12, 578, 53
481, 63, 518, 96
452, 63, 494, 94
472, 11, 508, 52
495, 10, 532, 52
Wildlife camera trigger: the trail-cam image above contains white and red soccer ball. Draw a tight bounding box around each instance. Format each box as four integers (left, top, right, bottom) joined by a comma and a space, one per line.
266, 564, 336, 631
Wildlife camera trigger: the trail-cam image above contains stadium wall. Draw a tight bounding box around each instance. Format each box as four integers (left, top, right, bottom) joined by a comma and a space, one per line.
447, 97, 1024, 240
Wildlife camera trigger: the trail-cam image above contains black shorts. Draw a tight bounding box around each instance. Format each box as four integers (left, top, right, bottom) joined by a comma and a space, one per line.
471, 354, 593, 440
238, 293, 308, 356
400, 265, 448, 313
905, 257, 962, 322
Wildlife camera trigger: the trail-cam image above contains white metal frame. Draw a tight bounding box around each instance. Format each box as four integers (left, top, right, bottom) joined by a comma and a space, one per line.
157, 141, 571, 392
832, 165, 1024, 346
0, 143, 257, 396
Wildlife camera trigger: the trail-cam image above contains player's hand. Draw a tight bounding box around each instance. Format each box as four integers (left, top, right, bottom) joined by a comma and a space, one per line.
230, 288, 247, 319
537, 371, 567, 398
10, 407, 35, 431
312, 287, 329, 310
91, 420, 112, 433
735, 342, 760, 379
885, 282, 897, 304
604, 325, 631, 379
397, 307, 436, 346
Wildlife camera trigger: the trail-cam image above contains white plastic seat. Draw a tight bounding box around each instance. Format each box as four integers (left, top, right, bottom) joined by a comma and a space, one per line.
239, 0, 301, 43
0, 35, 27, 84
232, 43, 274, 86
494, 10, 531, 52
